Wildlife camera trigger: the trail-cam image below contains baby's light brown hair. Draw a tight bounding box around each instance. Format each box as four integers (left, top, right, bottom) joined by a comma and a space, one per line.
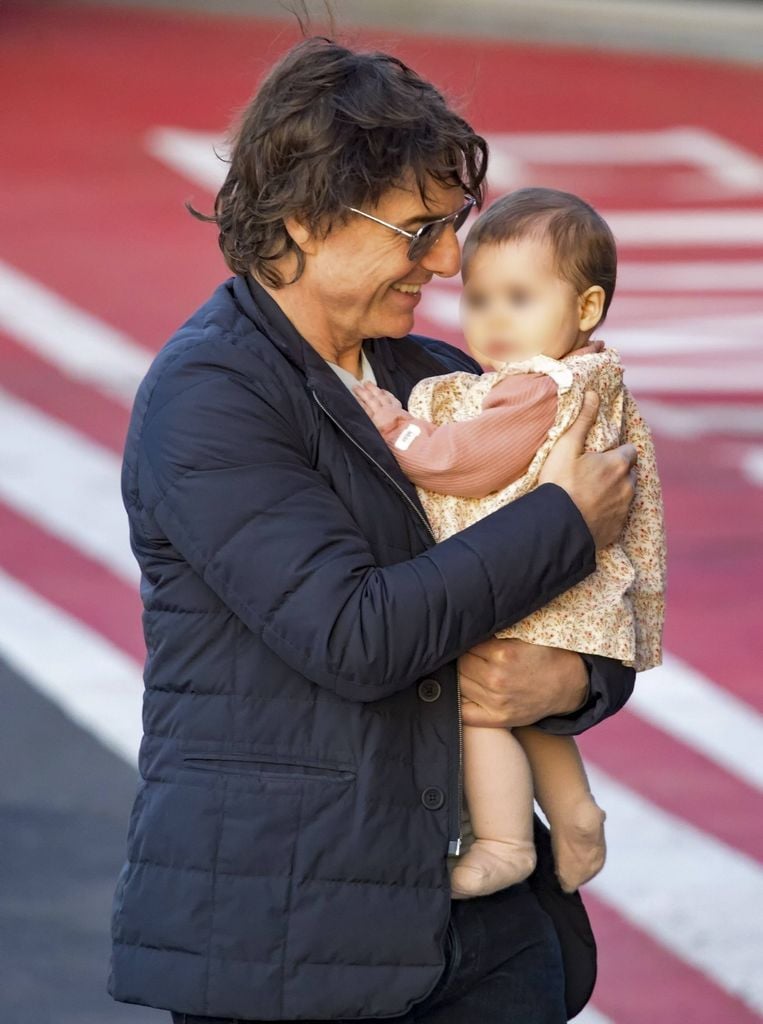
462, 187, 618, 327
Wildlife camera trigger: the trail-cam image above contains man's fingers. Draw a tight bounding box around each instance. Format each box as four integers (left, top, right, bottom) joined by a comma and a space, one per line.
460, 643, 494, 667
460, 700, 507, 728
618, 442, 638, 470
562, 390, 600, 453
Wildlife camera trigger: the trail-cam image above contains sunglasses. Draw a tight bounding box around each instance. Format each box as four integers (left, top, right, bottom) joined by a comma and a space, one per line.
345, 195, 476, 262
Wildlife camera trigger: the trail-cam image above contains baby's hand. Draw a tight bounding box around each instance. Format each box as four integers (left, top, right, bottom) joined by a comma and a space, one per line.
354, 381, 405, 431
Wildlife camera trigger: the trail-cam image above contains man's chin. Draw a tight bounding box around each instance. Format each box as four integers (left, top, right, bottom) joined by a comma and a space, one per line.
372, 313, 416, 340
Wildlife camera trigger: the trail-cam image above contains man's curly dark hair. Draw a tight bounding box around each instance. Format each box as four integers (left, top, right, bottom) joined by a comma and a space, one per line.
190, 37, 488, 287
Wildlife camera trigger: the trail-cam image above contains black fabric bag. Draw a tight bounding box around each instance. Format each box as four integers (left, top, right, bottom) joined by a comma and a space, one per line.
529, 816, 597, 1020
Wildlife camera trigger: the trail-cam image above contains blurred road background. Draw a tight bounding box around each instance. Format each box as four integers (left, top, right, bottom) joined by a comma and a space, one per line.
1, 2, 762, 1022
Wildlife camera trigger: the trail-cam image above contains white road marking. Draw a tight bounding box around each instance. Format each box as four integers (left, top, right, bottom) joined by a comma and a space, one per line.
0, 388, 136, 584
628, 654, 763, 792
0, 260, 150, 403
485, 127, 763, 193
616, 261, 763, 292
0, 568, 143, 764
741, 446, 763, 486
621, 361, 763, 394
146, 126, 227, 192
604, 312, 763, 354
636, 400, 763, 439
588, 766, 763, 1014
605, 210, 763, 247
573, 1007, 615, 1024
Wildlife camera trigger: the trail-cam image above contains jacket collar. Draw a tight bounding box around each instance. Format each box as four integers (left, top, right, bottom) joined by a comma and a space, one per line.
231, 274, 439, 537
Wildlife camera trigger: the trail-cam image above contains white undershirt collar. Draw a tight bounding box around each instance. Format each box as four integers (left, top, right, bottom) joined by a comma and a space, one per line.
326, 349, 377, 392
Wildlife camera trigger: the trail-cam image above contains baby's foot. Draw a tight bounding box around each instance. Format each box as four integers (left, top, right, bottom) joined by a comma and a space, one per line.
551, 799, 607, 894
449, 839, 537, 899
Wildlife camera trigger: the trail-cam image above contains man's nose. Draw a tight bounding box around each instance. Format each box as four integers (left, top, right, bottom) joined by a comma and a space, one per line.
419, 226, 461, 278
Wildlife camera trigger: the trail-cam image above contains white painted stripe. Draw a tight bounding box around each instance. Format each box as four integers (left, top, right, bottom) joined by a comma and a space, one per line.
574, 1007, 615, 1024
606, 210, 763, 247
622, 362, 763, 394
617, 261, 763, 292
486, 127, 763, 192
0, 568, 142, 764
628, 654, 763, 792
587, 766, 763, 1013
605, 312, 763, 354
146, 126, 226, 192
636, 400, 763, 439
0, 388, 136, 584
741, 446, 763, 486
0, 259, 150, 403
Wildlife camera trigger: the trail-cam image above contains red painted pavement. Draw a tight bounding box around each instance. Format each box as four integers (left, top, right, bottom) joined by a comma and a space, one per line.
1, 5, 761, 1021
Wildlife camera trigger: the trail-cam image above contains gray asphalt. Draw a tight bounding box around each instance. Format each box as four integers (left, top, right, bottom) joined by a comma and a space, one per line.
60, 0, 763, 64
0, 660, 164, 1024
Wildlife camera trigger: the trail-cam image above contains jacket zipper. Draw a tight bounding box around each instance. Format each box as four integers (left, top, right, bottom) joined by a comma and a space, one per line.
309, 385, 463, 856
448, 685, 463, 858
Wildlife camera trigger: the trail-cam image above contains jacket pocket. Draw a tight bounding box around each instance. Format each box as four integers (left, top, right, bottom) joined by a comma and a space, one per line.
181, 752, 356, 783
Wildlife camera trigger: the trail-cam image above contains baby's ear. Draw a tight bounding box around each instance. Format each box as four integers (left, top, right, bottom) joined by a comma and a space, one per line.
579, 286, 605, 331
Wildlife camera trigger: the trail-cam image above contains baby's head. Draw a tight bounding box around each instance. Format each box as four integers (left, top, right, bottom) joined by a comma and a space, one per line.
460, 187, 617, 367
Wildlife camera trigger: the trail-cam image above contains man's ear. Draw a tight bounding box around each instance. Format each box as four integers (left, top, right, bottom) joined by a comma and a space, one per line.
283, 215, 318, 255
578, 286, 605, 332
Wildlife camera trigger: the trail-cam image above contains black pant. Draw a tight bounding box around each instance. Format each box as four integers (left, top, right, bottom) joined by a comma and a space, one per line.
171, 880, 566, 1023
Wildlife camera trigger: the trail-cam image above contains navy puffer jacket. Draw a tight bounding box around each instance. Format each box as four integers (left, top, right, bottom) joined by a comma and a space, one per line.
109, 275, 633, 1020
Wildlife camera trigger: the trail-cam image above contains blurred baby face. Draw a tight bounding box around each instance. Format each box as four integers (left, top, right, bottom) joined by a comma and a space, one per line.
460, 235, 586, 368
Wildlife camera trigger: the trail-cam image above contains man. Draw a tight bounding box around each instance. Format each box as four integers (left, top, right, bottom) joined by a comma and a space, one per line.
109, 37, 635, 1023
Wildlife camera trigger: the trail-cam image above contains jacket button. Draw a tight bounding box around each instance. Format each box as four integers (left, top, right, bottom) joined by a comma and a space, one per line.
418, 679, 441, 702
421, 786, 445, 810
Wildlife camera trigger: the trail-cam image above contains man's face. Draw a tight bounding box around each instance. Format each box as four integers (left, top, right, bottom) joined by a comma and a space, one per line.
461, 236, 584, 367
295, 177, 466, 345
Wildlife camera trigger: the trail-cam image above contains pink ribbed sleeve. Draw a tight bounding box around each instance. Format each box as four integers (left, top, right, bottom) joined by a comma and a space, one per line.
379, 372, 558, 498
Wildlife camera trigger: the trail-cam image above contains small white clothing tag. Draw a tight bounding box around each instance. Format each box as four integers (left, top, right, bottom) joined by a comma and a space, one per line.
394, 424, 422, 452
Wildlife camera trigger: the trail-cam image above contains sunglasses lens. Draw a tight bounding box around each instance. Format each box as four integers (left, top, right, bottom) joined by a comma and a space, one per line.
453, 202, 473, 232
408, 222, 441, 262
406, 198, 474, 261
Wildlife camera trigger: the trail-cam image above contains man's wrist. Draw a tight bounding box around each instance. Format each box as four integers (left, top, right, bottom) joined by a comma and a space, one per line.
557, 652, 591, 715
565, 678, 593, 716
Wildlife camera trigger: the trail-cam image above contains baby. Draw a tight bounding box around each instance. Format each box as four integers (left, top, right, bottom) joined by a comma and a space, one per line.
355, 187, 667, 899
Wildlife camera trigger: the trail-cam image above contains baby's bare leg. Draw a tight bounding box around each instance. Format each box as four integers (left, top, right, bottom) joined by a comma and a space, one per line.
449, 723, 536, 899
515, 726, 606, 893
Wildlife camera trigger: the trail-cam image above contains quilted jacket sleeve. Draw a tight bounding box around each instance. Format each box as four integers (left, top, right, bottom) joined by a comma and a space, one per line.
533, 653, 635, 735
134, 353, 596, 702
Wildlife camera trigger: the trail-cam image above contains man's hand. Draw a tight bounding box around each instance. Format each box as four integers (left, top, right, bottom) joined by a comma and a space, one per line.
539, 391, 636, 549
458, 638, 589, 727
